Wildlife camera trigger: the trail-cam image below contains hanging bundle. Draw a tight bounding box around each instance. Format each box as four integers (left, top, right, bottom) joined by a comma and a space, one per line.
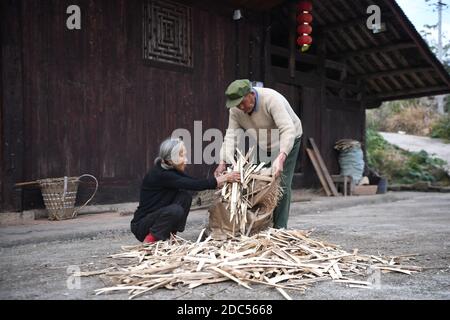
297, 0, 313, 52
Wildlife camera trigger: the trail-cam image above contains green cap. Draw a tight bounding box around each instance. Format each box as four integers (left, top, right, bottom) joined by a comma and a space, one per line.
225, 79, 252, 108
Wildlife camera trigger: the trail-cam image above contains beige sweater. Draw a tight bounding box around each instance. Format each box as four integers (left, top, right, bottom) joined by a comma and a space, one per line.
220, 87, 303, 163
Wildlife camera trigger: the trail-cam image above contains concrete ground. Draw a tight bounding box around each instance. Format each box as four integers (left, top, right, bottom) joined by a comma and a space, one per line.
0, 191, 449, 300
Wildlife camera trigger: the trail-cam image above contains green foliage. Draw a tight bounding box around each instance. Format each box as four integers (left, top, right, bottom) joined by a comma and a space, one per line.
366, 100, 440, 136
431, 115, 450, 141
366, 129, 449, 185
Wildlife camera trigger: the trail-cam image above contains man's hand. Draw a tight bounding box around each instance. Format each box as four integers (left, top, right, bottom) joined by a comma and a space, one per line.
214, 161, 227, 178
272, 152, 287, 178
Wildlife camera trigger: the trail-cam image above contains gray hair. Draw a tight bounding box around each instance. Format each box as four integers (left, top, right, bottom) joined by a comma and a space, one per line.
155, 138, 184, 170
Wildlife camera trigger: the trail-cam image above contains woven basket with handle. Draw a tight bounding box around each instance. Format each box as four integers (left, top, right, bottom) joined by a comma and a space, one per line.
39, 174, 98, 221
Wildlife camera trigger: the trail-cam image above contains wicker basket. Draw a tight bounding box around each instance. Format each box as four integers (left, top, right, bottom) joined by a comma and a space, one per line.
38, 174, 98, 221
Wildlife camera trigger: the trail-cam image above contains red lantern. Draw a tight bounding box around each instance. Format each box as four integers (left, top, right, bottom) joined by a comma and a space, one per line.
297, 35, 312, 46
296, 0, 313, 51
297, 12, 313, 24
297, 24, 312, 35
298, 1, 313, 12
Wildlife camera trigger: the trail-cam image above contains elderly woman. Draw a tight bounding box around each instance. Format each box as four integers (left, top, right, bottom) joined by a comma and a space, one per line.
131, 138, 240, 243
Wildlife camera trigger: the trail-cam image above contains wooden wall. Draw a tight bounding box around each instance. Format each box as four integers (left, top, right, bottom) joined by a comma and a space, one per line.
1, 0, 265, 210
1, 0, 26, 211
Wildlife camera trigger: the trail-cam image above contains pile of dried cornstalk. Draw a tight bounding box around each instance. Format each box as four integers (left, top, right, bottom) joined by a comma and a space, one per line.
78, 228, 421, 300
211, 148, 282, 237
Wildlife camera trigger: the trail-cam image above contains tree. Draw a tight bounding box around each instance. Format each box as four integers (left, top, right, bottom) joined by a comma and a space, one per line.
420, 23, 450, 72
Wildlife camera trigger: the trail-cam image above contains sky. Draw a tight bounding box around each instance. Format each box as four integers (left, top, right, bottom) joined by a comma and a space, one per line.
396, 0, 450, 48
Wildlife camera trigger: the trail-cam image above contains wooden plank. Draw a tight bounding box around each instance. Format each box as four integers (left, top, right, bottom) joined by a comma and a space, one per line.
333, 42, 417, 59
306, 148, 332, 196
355, 66, 434, 80
308, 138, 339, 196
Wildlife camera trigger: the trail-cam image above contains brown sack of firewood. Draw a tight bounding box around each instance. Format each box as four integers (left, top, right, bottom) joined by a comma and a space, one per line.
207, 168, 283, 240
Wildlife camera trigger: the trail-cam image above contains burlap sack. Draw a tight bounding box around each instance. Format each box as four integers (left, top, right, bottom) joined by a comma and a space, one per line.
207, 168, 282, 240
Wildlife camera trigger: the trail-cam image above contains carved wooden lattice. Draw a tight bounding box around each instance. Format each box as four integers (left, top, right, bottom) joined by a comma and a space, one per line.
143, 0, 193, 68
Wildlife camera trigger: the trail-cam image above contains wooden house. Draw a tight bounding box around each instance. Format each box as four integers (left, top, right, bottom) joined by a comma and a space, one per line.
1, 0, 449, 212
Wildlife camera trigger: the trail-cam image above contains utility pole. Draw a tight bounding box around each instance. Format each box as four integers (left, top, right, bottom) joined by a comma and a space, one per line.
437, 1, 444, 61
433, 1, 448, 113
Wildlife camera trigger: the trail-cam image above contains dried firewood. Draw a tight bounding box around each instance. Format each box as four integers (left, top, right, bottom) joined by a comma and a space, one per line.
81, 229, 421, 299
248, 174, 274, 182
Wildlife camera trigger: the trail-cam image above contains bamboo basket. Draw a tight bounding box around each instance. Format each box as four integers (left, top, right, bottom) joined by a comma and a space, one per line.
207, 147, 284, 240
38, 174, 98, 221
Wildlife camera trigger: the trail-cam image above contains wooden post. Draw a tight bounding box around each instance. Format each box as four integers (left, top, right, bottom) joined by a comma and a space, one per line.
288, 1, 297, 79
317, 31, 326, 163
262, 13, 273, 87
1, 0, 25, 211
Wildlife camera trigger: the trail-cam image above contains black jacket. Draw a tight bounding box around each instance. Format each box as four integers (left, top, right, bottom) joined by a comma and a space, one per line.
131, 161, 217, 223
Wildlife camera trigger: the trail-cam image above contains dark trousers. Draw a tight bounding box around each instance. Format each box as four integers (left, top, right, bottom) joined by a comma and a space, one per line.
257, 137, 301, 229
272, 138, 301, 228
130, 191, 192, 242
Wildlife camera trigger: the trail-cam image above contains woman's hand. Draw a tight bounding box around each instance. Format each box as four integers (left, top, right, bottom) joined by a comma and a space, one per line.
214, 161, 228, 177
216, 171, 241, 187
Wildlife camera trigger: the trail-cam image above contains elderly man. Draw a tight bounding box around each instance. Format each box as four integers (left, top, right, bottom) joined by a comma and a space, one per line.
214, 79, 303, 229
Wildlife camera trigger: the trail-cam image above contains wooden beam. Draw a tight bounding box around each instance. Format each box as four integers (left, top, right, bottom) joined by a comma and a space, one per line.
271, 45, 317, 63
367, 85, 450, 100
325, 79, 359, 92
325, 60, 346, 72
382, 0, 450, 87
355, 67, 435, 80
326, 95, 362, 110
271, 45, 347, 71
271, 66, 321, 87
320, 12, 394, 33
363, 100, 383, 109
333, 42, 417, 59
226, 0, 285, 11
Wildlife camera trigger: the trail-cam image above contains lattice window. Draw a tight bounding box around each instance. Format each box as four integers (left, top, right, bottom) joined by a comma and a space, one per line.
143, 0, 193, 68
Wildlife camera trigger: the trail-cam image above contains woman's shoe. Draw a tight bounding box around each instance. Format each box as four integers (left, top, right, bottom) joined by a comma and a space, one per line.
143, 233, 157, 243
